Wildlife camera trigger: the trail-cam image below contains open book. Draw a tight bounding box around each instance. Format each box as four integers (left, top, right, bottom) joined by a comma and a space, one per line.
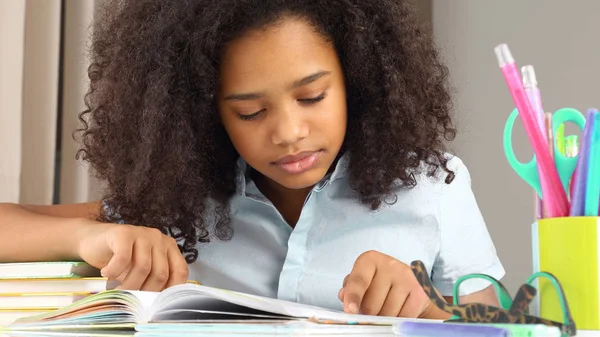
6, 283, 439, 331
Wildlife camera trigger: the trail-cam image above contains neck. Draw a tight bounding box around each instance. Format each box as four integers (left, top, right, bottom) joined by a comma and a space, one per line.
251, 171, 313, 228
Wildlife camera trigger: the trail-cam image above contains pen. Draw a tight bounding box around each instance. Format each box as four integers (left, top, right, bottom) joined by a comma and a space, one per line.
570, 109, 596, 216
394, 322, 509, 337
565, 135, 579, 200
523, 66, 545, 220
584, 111, 600, 216
494, 44, 569, 218
522, 65, 546, 140
543, 112, 555, 217
565, 135, 579, 158
545, 113, 555, 159
556, 124, 566, 155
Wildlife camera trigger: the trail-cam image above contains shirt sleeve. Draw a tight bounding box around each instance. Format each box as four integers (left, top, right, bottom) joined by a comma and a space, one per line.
431, 156, 505, 296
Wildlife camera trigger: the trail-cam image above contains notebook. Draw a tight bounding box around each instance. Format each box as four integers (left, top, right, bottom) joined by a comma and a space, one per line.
135, 321, 399, 335
0, 262, 100, 279
0, 331, 133, 337
0, 278, 119, 294
6, 283, 439, 331
0, 292, 92, 310
0, 310, 52, 327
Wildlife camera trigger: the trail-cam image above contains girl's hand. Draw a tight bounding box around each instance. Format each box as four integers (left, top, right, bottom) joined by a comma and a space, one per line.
338, 250, 442, 318
75, 220, 189, 291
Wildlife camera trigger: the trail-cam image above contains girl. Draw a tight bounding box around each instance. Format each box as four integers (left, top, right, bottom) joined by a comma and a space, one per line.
0, 0, 504, 319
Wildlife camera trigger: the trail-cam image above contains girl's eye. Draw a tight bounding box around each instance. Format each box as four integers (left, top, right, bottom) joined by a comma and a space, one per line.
236, 109, 265, 121
235, 92, 326, 121
298, 92, 326, 105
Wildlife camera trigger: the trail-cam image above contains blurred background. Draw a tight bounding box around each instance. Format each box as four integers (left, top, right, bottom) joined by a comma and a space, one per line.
1, 0, 599, 294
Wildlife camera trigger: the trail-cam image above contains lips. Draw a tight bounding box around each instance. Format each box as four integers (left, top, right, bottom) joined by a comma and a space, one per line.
272, 150, 322, 175
274, 151, 320, 165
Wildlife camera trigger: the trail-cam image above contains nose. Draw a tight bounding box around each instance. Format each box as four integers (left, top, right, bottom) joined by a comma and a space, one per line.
270, 108, 309, 146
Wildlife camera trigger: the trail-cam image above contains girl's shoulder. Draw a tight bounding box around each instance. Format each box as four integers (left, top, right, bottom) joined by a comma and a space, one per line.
321, 154, 475, 220
387, 154, 473, 199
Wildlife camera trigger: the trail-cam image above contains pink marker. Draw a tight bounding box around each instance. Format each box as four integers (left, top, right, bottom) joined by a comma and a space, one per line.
522, 65, 546, 219
495, 44, 569, 218
521, 66, 546, 141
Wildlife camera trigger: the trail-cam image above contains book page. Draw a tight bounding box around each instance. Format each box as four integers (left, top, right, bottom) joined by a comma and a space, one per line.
152, 284, 441, 325
147, 288, 289, 322
152, 309, 291, 322
11, 290, 155, 326
121, 290, 160, 322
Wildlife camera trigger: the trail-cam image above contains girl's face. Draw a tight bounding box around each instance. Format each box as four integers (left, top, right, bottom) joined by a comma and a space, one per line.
218, 17, 347, 190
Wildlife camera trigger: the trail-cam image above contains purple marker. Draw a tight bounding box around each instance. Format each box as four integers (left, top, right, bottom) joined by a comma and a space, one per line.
395, 322, 508, 337
570, 108, 597, 216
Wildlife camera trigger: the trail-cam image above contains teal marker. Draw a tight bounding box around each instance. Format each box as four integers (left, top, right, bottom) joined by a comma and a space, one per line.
585, 111, 600, 216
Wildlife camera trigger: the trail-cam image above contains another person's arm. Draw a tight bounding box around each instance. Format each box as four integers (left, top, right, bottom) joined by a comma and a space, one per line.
0, 202, 189, 291
0, 202, 100, 262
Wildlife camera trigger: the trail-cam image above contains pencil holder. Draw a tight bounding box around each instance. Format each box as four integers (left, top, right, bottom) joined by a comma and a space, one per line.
532, 216, 600, 330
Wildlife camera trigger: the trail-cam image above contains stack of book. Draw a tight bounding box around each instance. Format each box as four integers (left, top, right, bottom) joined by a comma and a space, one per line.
0, 261, 116, 326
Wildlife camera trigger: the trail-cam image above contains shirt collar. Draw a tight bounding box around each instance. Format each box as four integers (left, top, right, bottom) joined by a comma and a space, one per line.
234, 152, 350, 197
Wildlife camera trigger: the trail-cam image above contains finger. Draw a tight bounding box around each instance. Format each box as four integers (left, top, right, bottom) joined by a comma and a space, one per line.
165, 243, 189, 288
378, 285, 408, 317
338, 274, 349, 301
342, 274, 349, 287
343, 258, 377, 314
118, 239, 153, 290
101, 232, 134, 280
398, 288, 432, 318
139, 244, 169, 291
114, 267, 132, 285
357, 271, 392, 315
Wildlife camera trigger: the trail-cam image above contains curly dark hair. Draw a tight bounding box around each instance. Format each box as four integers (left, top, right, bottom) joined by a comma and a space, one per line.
77, 0, 456, 263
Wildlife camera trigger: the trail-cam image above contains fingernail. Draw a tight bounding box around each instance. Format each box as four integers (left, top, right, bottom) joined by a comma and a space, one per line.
348, 303, 358, 314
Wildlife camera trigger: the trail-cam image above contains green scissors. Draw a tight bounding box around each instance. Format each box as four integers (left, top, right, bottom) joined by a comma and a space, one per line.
503, 107, 586, 197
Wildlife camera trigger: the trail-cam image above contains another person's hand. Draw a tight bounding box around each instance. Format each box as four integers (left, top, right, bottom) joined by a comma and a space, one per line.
338, 250, 441, 318
76, 220, 189, 291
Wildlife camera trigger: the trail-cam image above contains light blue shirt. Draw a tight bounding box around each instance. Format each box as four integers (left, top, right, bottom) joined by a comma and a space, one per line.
186, 153, 505, 311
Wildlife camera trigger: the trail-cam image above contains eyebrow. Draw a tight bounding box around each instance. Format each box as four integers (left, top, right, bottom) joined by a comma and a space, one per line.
290, 70, 331, 89
223, 70, 332, 101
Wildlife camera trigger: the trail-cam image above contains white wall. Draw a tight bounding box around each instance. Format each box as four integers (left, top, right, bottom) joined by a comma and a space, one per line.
432, 0, 600, 293
0, 0, 26, 202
